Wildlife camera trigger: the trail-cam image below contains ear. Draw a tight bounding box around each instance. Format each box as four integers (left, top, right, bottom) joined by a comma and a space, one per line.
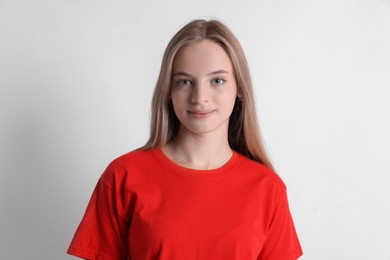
236, 88, 243, 100
237, 91, 243, 101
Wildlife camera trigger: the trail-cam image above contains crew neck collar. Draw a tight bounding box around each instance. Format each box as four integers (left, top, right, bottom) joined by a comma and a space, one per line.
151, 148, 241, 177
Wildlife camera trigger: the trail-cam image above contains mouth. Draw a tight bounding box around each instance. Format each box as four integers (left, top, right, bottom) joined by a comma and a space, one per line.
188, 110, 216, 119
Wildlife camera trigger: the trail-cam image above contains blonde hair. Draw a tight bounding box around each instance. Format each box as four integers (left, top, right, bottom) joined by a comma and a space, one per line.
142, 19, 274, 171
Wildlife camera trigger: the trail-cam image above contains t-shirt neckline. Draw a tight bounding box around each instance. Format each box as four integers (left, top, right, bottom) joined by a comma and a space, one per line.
151, 148, 240, 177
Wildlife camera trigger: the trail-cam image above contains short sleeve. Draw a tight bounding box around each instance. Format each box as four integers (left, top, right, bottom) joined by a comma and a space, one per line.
258, 189, 303, 260
67, 166, 131, 260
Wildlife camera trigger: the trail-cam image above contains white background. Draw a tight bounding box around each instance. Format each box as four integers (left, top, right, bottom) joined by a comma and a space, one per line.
1, 0, 389, 259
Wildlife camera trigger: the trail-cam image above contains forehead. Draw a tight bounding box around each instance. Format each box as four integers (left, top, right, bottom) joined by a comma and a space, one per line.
172, 40, 234, 75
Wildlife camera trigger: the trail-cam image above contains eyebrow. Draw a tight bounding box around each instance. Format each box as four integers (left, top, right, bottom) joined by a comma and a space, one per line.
172, 70, 229, 77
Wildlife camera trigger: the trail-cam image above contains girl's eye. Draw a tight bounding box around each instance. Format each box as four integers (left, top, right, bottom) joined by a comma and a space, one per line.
178, 79, 192, 86
212, 78, 225, 85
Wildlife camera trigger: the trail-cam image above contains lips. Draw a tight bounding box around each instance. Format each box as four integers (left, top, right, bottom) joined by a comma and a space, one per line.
188, 110, 216, 119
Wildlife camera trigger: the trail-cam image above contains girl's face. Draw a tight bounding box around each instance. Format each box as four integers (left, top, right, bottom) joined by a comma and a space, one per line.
170, 39, 238, 137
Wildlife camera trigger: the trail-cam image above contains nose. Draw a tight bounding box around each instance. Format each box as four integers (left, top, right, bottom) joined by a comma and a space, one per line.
190, 83, 209, 104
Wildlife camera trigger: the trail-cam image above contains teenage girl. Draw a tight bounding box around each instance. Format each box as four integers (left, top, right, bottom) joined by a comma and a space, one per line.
68, 19, 303, 260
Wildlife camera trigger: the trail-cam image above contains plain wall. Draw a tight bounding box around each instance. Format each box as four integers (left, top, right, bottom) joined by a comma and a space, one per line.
1, 0, 389, 259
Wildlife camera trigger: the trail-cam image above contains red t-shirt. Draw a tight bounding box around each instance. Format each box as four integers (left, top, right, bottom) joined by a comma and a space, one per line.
68, 148, 302, 259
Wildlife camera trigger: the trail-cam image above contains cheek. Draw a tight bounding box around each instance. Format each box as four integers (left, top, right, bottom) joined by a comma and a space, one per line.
171, 94, 186, 115
217, 90, 237, 108
171, 88, 191, 104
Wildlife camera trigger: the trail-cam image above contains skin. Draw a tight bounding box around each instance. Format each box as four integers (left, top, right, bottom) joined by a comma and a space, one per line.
163, 39, 238, 170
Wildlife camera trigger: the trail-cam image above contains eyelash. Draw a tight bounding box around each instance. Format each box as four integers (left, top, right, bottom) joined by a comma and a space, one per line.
211, 78, 225, 85
178, 79, 192, 86
177, 78, 226, 87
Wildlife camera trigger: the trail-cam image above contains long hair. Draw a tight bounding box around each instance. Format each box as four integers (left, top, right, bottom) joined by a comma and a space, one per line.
142, 19, 274, 171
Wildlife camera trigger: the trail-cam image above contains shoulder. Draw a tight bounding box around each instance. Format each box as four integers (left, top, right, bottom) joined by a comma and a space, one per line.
100, 148, 156, 187
108, 148, 155, 169
235, 152, 286, 195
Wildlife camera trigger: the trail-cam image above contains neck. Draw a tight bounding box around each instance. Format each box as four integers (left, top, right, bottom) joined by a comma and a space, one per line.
163, 128, 233, 170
